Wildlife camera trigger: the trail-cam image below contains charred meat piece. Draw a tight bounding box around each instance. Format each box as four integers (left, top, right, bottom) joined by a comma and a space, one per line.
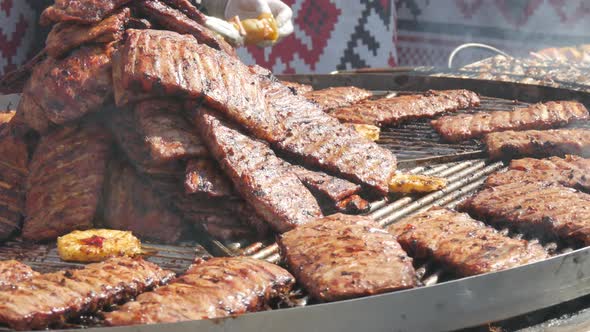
304, 86, 372, 111
281, 80, 313, 95
104, 257, 294, 326
432, 101, 589, 142
484, 128, 590, 160
116, 29, 396, 194
138, 0, 236, 56
0, 257, 174, 330
16, 83, 52, 134
462, 182, 590, 245
0, 260, 38, 290
45, 7, 130, 58
184, 159, 234, 198
278, 214, 416, 302
163, 0, 207, 24
330, 90, 480, 126
135, 99, 208, 162
0, 125, 29, 241
40, 0, 132, 25
485, 155, 590, 191
0, 51, 46, 95
24, 122, 111, 241
25, 45, 114, 126
390, 208, 549, 276
334, 194, 370, 214
288, 164, 360, 202
195, 108, 322, 233
103, 159, 188, 243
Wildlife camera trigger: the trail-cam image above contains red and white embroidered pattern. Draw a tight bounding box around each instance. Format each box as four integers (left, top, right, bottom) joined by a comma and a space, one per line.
0, 0, 37, 75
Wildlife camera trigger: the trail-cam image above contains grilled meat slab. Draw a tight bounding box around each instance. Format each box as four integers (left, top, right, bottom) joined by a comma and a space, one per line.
334, 194, 370, 214
0, 51, 46, 95
485, 155, 590, 191
103, 159, 188, 243
304, 86, 372, 111
278, 214, 416, 302
116, 29, 396, 194
135, 99, 208, 162
390, 208, 549, 276
138, 0, 236, 56
0, 125, 28, 241
281, 80, 313, 95
0, 257, 174, 330
23, 122, 111, 241
104, 257, 294, 325
462, 182, 590, 245
40, 0, 132, 25
289, 164, 360, 202
25, 45, 114, 126
0, 261, 38, 290
330, 89, 480, 126
485, 128, 590, 160
196, 108, 322, 232
163, 0, 207, 24
45, 8, 130, 58
432, 101, 589, 142
184, 159, 234, 198
17, 81, 52, 134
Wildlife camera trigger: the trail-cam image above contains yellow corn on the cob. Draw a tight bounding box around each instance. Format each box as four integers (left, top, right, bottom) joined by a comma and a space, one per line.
389, 173, 448, 194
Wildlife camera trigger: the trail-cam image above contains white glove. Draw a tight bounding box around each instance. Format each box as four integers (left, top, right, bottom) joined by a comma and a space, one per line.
202, 15, 245, 46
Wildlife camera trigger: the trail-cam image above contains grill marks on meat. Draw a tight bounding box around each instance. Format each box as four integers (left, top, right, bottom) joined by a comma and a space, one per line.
484, 129, 590, 160
138, 0, 236, 56
0, 125, 28, 241
281, 80, 313, 95
116, 29, 395, 194
304, 86, 372, 111
0, 257, 174, 330
0, 261, 38, 290
135, 100, 208, 162
462, 182, 590, 245
45, 8, 130, 58
278, 214, 416, 302
485, 155, 590, 191
390, 208, 548, 276
330, 89, 480, 126
196, 108, 322, 232
24, 122, 111, 241
103, 159, 188, 243
163, 0, 207, 24
288, 164, 361, 203
40, 0, 132, 25
432, 101, 589, 142
104, 257, 295, 325
184, 159, 234, 198
25, 45, 114, 126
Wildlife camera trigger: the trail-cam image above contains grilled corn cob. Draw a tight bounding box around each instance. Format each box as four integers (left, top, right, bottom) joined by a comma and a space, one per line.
389, 173, 447, 194
57, 229, 142, 263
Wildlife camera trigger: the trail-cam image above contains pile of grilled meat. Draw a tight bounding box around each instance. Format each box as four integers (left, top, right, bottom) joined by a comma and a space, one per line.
1, 0, 590, 330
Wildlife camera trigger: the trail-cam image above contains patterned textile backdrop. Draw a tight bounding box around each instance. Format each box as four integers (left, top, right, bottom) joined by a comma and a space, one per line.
237, 0, 397, 74
396, 0, 590, 68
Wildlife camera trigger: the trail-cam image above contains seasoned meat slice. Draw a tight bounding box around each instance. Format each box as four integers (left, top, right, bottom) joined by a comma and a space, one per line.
281, 80, 313, 95
484, 129, 590, 160
26, 45, 114, 125
103, 159, 188, 243
138, 0, 236, 56
40, 0, 132, 25
23, 122, 111, 241
184, 159, 234, 198
288, 164, 360, 202
0, 125, 29, 241
17, 81, 52, 134
163, 0, 207, 24
278, 213, 415, 302
304, 86, 372, 111
330, 90, 480, 126
432, 101, 589, 142
0, 257, 174, 330
0, 261, 38, 290
135, 100, 208, 162
115, 29, 396, 194
195, 107, 322, 232
45, 7, 130, 58
462, 182, 590, 245
485, 155, 590, 191
105, 257, 294, 326
390, 208, 549, 276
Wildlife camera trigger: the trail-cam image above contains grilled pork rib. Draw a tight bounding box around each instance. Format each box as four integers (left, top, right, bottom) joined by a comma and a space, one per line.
432, 101, 589, 142
0, 260, 38, 290
104, 257, 294, 326
485, 128, 590, 160
462, 182, 590, 245
390, 208, 549, 276
0, 257, 174, 330
329, 89, 480, 126
278, 214, 416, 302
485, 155, 590, 191
304, 86, 372, 111
40, 0, 132, 25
